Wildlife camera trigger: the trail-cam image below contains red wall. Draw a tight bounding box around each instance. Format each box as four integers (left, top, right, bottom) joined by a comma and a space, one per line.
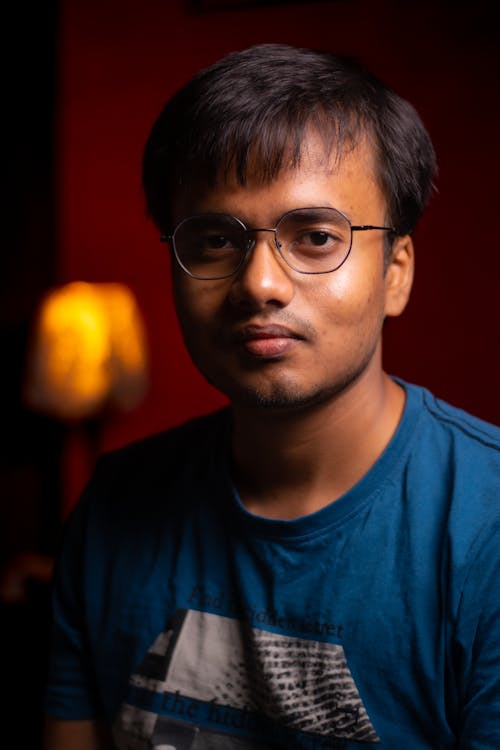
56, 0, 500, 508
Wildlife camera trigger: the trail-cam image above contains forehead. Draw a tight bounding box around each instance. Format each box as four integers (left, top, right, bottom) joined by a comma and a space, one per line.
174, 133, 383, 222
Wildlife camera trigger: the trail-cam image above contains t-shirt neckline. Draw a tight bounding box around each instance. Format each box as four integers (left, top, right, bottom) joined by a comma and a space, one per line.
223, 378, 422, 540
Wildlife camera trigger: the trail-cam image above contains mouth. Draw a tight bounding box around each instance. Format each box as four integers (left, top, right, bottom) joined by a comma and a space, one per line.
232, 324, 305, 359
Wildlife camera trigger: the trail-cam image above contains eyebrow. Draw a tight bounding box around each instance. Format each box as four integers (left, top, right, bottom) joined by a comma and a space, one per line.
281, 207, 345, 224
183, 204, 355, 230
252, 205, 353, 228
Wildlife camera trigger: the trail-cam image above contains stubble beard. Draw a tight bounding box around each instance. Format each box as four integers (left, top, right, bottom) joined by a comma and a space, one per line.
196, 345, 379, 416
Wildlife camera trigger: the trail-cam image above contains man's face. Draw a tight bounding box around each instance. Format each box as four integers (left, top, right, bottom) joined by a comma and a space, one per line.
171, 135, 409, 413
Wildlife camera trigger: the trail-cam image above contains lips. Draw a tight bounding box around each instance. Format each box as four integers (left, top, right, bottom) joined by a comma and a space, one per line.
233, 324, 304, 359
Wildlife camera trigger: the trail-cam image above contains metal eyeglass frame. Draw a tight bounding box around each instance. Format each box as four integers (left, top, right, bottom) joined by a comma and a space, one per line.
160, 206, 396, 280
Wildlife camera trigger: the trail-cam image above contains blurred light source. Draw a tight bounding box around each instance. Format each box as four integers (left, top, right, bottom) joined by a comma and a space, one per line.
23, 281, 149, 421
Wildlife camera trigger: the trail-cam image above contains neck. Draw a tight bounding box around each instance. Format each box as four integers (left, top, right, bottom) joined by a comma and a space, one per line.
230, 366, 405, 520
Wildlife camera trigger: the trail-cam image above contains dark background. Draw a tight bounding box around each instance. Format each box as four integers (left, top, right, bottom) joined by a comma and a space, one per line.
1, 0, 499, 746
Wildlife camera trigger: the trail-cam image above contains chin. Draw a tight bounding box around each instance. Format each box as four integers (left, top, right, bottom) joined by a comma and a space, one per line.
200, 354, 378, 414
208, 373, 350, 414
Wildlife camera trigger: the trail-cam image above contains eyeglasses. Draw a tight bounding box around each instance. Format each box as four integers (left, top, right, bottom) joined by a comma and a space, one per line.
160, 207, 395, 280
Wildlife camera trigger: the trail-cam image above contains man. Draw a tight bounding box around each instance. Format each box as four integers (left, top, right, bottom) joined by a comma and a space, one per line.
44, 44, 500, 749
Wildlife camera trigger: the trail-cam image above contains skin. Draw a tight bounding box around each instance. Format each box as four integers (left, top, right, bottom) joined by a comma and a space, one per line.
172, 133, 414, 518
43, 718, 113, 749
44, 133, 414, 748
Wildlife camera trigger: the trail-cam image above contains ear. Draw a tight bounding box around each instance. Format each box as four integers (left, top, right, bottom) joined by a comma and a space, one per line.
384, 234, 414, 318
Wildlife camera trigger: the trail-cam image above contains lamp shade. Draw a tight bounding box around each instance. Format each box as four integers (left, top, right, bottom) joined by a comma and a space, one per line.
24, 282, 149, 420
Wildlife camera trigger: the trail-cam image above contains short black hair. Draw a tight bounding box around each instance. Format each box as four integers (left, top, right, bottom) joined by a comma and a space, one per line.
143, 43, 437, 236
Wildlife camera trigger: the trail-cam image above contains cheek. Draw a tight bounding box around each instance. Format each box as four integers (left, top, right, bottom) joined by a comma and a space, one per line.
173, 274, 227, 335
313, 263, 385, 332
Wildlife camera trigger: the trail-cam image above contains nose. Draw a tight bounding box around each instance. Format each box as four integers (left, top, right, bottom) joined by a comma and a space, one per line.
227, 230, 295, 310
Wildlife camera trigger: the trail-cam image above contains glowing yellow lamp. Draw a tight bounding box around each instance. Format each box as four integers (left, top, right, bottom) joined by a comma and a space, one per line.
24, 282, 149, 420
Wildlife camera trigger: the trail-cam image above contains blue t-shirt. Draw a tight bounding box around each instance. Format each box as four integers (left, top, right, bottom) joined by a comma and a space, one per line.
45, 381, 500, 749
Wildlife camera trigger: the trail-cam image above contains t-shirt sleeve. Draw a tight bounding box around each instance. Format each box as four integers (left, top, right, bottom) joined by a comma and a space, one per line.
44, 464, 109, 719
456, 524, 500, 748
43, 417, 216, 721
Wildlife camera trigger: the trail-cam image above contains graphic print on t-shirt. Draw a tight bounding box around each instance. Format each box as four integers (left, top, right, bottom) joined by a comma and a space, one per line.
113, 609, 380, 749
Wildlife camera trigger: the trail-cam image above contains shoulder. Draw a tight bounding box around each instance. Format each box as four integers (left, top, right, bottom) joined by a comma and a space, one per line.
402, 381, 500, 499
395, 382, 500, 606
69, 408, 231, 526
99, 407, 230, 475
418, 384, 499, 449
396, 379, 499, 524
400, 380, 500, 548
401, 379, 500, 461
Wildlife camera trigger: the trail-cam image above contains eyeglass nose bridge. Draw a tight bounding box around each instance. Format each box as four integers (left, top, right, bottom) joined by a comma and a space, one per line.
241, 226, 282, 254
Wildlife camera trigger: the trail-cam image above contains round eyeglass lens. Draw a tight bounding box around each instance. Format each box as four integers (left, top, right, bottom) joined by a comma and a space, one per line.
276, 208, 352, 273
173, 214, 245, 279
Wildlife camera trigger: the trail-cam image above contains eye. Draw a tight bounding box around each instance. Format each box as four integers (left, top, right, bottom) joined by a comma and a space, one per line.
275, 208, 352, 271
304, 231, 334, 246
201, 234, 234, 250
293, 228, 343, 252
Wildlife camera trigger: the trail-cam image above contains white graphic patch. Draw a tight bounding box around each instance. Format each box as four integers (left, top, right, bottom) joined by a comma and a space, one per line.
114, 609, 380, 748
